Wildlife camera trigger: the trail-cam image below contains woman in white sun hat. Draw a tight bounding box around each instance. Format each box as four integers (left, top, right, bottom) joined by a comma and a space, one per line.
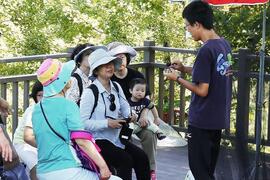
108, 42, 158, 180
108, 42, 151, 99
80, 49, 151, 180
32, 58, 120, 180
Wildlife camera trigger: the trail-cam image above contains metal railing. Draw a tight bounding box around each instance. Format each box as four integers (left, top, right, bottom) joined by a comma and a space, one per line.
1, 41, 270, 147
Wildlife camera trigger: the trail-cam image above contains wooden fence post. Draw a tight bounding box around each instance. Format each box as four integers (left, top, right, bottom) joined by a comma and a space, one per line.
236, 48, 251, 178
143, 41, 155, 95
236, 49, 251, 140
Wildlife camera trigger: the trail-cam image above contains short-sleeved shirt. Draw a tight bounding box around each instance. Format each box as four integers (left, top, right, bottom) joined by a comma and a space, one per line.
111, 67, 151, 99
128, 98, 154, 120
32, 97, 83, 174
188, 38, 232, 130
13, 105, 34, 144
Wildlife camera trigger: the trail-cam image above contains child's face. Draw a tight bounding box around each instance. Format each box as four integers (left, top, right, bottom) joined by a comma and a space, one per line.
130, 83, 146, 100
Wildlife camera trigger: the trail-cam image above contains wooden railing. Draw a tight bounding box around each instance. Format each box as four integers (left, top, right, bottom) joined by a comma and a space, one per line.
1, 41, 270, 148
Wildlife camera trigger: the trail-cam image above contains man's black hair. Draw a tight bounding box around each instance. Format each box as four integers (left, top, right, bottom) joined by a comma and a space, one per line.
71, 43, 94, 67
182, 0, 214, 30
129, 78, 146, 90
30, 81, 43, 103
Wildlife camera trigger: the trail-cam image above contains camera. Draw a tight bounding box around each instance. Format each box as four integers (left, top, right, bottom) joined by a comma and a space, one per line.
120, 117, 131, 125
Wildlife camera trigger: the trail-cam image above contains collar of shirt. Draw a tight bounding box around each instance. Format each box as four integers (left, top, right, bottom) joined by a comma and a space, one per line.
93, 79, 118, 95
75, 68, 89, 84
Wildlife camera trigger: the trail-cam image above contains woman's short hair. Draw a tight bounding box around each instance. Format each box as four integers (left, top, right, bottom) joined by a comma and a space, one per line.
30, 81, 43, 103
71, 43, 94, 67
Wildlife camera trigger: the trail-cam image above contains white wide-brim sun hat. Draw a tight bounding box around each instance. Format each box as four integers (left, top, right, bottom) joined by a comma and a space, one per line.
108, 44, 137, 59
88, 49, 122, 76
74, 45, 107, 62
37, 59, 75, 97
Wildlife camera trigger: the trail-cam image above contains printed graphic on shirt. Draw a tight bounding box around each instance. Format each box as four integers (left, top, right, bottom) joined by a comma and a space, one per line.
131, 104, 147, 117
216, 53, 232, 76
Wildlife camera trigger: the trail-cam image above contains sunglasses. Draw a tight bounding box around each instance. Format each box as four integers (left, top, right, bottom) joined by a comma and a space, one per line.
108, 94, 116, 111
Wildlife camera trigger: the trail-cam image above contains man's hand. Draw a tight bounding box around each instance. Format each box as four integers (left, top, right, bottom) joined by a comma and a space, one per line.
163, 68, 179, 81
0, 98, 12, 117
0, 128, 12, 162
170, 59, 185, 72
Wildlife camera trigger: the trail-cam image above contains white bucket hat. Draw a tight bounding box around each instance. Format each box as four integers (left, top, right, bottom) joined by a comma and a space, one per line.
74, 45, 107, 62
107, 42, 137, 59
88, 49, 122, 76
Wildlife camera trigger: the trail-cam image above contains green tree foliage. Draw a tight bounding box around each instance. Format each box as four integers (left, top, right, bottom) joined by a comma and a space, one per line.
214, 5, 270, 53
0, 0, 269, 75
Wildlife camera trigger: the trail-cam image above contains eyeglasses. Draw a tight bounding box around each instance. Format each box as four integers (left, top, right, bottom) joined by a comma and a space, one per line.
108, 94, 116, 111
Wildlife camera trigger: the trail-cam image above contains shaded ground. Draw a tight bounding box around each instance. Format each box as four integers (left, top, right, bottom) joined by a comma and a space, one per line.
132, 144, 270, 180
155, 146, 189, 179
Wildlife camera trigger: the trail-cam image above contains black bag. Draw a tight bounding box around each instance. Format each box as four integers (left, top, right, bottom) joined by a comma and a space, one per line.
0, 163, 29, 180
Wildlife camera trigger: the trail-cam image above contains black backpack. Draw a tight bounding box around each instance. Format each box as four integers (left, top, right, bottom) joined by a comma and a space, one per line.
88, 81, 119, 119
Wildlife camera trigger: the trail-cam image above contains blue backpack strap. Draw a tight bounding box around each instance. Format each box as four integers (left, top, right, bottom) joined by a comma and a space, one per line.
88, 84, 99, 119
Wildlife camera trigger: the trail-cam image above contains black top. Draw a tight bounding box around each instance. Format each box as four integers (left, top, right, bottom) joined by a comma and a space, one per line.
111, 67, 151, 99
128, 97, 154, 120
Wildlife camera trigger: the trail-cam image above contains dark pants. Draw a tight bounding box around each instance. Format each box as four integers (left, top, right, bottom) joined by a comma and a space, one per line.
96, 140, 150, 180
187, 125, 221, 180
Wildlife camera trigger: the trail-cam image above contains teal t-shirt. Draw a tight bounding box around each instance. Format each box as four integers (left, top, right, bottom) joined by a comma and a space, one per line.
32, 97, 83, 174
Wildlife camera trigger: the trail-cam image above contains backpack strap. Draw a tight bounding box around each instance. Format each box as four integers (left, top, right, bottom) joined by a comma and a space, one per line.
40, 102, 66, 142
112, 81, 119, 94
72, 73, 83, 105
88, 84, 99, 119
112, 81, 120, 100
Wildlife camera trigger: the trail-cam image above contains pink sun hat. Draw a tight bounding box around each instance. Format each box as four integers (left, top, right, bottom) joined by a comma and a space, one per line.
37, 58, 75, 97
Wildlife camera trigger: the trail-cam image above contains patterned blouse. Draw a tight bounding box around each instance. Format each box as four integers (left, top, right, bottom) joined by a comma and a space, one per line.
66, 68, 92, 104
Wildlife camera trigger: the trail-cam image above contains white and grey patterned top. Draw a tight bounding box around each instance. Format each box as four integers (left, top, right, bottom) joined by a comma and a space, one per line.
66, 68, 91, 104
